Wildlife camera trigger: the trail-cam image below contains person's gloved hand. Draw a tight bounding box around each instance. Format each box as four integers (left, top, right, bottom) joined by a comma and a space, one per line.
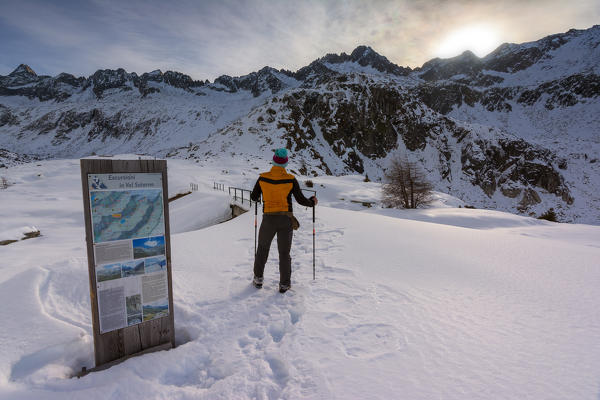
310, 196, 318, 206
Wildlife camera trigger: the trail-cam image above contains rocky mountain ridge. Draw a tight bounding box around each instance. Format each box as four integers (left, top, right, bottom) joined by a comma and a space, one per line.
1, 25, 599, 223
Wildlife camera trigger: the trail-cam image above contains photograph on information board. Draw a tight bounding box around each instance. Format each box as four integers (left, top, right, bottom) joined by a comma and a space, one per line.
133, 236, 165, 259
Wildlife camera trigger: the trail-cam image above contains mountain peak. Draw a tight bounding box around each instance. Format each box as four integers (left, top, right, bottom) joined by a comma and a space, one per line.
9, 64, 37, 77
459, 50, 478, 59
417, 50, 484, 82
353, 45, 410, 75
318, 45, 410, 76
350, 45, 376, 59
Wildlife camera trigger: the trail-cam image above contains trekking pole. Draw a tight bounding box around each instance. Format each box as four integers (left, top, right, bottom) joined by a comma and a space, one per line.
312, 203, 315, 280
254, 200, 258, 257
302, 189, 317, 281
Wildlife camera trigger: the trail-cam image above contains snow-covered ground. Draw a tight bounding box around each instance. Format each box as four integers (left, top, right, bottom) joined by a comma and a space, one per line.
1, 157, 599, 399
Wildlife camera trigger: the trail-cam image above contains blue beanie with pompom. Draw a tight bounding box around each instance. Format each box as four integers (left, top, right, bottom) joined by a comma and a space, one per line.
272, 148, 288, 167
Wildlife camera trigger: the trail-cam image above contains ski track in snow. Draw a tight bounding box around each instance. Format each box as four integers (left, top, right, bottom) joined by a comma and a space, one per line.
167, 212, 337, 399
4, 258, 93, 387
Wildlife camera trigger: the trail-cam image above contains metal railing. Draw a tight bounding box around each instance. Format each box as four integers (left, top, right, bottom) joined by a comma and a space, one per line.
213, 182, 257, 207
213, 182, 316, 209
229, 187, 255, 207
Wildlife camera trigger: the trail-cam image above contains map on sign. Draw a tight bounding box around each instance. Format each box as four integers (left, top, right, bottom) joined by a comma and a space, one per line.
91, 189, 165, 243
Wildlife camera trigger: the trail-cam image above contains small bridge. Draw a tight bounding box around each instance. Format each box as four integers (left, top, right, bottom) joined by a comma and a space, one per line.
213, 183, 258, 219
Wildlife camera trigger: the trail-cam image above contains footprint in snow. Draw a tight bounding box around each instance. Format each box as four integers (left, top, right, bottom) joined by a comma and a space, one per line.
248, 327, 266, 339
288, 307, 302, 325
341, 323, 406, 359
268, 321, 286, 343
10, 334, 92, 382
266, 355, 290, 384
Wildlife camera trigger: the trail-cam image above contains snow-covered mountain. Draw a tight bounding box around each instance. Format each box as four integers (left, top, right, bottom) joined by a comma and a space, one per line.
1, 25, 599, 223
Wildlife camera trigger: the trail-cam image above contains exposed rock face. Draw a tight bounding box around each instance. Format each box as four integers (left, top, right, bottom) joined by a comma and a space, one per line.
1, 64, 39, 86
213, 75, 238, 92
418, 51, 483, 81
413, 71, 600, 115
208, 75, 574, 212
461, 137, 572, 203
348, 46, 411, 76
485, 46, 545, 73
214, 67, 289, 97
518, 188, 542, 211
0, 105, 19, 126
417, 26, 598, 81
19, 107, 162, 145
300, 45, 411, 79
294, 61, 336, 82
273, 84, 451, 175
137, 70, 205, 95
0, 64, 86, 102
517, 74, 600, 109
483, 29, 575, 73
87, 68, 206, 98
416, 83, 481, 114
0, 148, 39, 168
162, 71, 204, 90
283, 86, 405, 160
236, 67, 286, 96
88, 68, 135, 98
0, 65, 205, 101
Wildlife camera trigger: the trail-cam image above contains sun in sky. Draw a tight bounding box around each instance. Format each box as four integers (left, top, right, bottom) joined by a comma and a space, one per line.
435, 24, 502, 59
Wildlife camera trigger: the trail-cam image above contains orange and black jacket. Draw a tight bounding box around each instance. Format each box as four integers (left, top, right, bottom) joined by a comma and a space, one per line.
250, 166, 315, 213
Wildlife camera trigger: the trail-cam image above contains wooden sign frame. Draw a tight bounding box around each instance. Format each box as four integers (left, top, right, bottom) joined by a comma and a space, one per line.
80, 159, 175, 369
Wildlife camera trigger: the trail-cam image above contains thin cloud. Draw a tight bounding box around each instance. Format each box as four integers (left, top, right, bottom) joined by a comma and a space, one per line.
0, 0, 598, 79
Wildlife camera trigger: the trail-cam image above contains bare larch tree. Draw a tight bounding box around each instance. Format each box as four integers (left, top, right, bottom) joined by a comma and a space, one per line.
382, 157, 433, 209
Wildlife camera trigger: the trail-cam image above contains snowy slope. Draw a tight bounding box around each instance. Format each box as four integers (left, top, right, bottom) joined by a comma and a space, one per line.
0, 85, 271, 158
483, 25, 600, 86
1, 157, 599, 399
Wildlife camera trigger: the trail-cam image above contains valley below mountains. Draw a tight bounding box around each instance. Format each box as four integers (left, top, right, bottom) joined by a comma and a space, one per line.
1, 26, 599, 224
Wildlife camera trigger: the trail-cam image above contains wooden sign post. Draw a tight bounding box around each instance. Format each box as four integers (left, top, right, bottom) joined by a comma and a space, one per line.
80, 159, 175, 370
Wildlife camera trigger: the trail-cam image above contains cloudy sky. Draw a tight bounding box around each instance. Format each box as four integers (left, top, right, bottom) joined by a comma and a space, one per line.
1, 0, 598, 80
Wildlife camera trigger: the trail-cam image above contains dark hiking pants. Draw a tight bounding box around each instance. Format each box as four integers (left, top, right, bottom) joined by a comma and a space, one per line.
254, 214, 293, 286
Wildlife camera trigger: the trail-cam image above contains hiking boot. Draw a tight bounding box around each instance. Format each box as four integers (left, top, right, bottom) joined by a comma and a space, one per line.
253, 276, 263, 288
279, 284, 290, 293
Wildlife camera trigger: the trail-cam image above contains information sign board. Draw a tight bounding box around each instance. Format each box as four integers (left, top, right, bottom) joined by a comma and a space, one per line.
81, 159, 175, 368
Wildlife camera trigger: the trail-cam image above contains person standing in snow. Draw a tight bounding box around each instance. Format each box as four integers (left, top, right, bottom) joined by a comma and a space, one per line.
250, 148, 318, 293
